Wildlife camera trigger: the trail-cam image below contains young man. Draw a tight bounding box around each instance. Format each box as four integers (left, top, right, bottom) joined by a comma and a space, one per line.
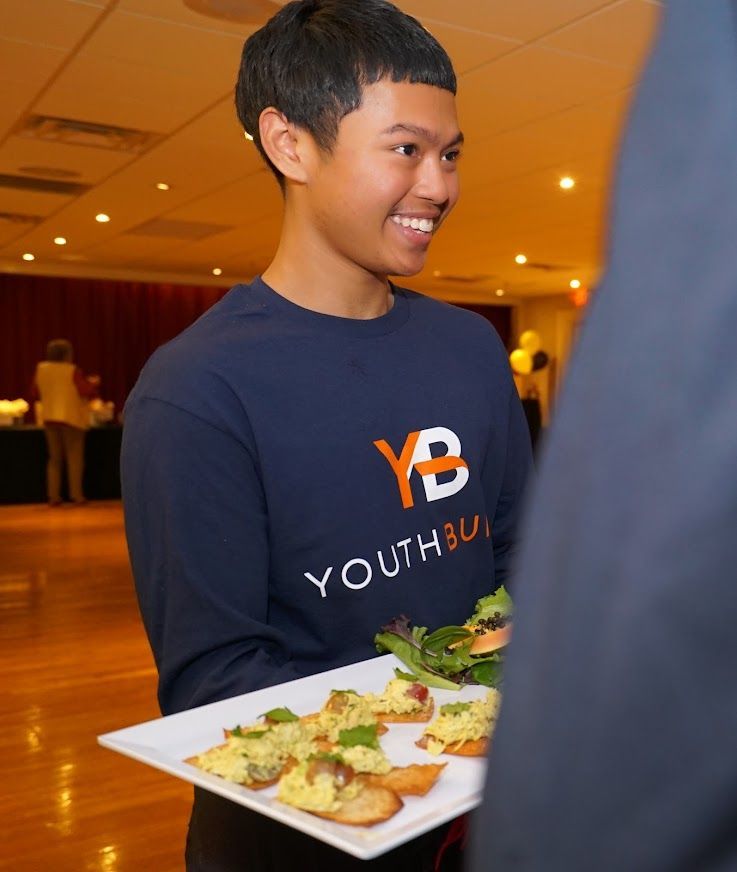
121, 1, 532, 868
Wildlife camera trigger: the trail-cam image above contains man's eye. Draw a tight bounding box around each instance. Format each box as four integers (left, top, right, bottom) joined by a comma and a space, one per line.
395, 144, 418, 157
442, 150, 461, 163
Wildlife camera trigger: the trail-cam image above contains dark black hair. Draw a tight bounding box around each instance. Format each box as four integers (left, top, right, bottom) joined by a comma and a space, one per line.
46, 339, 73, 362
235, 0, 457, 185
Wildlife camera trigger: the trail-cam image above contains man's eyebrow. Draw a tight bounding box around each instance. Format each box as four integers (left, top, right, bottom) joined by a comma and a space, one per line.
381, 123, 464, 149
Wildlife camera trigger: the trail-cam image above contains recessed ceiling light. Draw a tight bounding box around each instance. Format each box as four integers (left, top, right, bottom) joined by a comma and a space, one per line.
515, 254, 527, 265
495, 288, 505, 297
54, 236, 67, 245
560, 176, 575, 190
212, 267, 223, 276
22, 252, 35, 261
156, 182, 170, 191
432, 270, 441, 277
95, 213, 110, 223
244, 131, 254, 141
569, 278, 581, 289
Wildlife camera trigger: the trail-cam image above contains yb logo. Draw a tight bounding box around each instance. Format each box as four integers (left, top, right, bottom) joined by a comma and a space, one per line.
374, 427, 469, 509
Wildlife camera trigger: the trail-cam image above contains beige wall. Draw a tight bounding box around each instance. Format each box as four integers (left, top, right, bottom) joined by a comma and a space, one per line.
511, 294, 586, 425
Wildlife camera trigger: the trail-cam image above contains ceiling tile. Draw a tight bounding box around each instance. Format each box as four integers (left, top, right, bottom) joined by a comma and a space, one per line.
458, 44, 633, 142
83, 9, 243, 81
421, 21, 520, 76
118, 0, 261, 37
398, 0, 616, 41
458, 89, 632, 188
0, 216, 42, 248
166, 170, 281, 225
0, 188, 73, 219
542, 0, 662, 68
0, 0, 104, 51
0, 37, 66, 86
36, 54, 229, 133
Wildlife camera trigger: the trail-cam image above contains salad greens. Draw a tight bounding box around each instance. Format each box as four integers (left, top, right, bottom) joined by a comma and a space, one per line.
393, 667, 420, 682
230, 725, 269, 739
373, 586, 512, 690
260, 707, 299, 723
338, 723, 380, 749
471, 587, 513, 623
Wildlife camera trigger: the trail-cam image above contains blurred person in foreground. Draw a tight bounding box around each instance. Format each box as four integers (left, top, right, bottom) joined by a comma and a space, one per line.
121, 1, 532, 869
32, 338, 99, 506
471, 1, 737, 870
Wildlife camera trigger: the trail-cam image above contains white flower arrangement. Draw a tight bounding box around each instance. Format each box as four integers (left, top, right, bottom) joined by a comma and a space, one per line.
0, 398, 30, 425
89, 399, 115, 426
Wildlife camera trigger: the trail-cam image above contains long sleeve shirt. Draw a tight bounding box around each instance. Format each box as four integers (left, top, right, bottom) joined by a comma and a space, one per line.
121, 278, 532, 716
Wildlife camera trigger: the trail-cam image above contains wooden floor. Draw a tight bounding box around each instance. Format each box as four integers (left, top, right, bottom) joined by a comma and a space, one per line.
0, 502, 191, 872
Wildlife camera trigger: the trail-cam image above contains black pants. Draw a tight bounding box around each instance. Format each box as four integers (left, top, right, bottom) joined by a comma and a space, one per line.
186, 787, 466, 871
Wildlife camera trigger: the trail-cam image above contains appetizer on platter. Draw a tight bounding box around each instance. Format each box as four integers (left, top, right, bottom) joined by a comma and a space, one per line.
324, 722, 446, 797
365, 673, 435, 723
184, 676, 467, 827
186, 716, 317, 788
277, 753, 403, 826
309, 689, 386, 741
416, 690, 501, 757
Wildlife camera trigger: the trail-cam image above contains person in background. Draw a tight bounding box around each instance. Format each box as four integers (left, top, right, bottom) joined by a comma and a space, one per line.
32, 338, 99, 506
471, 1, 737, 869
121, 1, 533, 868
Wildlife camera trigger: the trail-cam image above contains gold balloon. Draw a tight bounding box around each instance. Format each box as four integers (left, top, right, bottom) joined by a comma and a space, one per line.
519, 330, 542, 355
510, 348, 533, 375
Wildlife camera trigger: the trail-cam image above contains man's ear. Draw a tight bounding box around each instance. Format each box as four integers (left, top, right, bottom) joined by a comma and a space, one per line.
258, 108, 312, 183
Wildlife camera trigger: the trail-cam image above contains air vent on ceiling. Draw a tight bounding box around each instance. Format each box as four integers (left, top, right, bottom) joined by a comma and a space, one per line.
0, 174, 90, 196
0, 212, 43, 226
126, 219, 234, 240
15, 114, 162, 153
19, 165, 82, 180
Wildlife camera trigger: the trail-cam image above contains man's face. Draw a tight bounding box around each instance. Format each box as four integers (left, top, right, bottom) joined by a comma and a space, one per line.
301, 79, 462, 279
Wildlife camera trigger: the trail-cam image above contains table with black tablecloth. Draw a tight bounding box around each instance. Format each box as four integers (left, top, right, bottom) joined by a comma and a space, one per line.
0, 425, 122, 504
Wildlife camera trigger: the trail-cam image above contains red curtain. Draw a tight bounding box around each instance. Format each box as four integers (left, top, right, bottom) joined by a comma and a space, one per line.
0, 273, 228, 418
0, 273, 512, 420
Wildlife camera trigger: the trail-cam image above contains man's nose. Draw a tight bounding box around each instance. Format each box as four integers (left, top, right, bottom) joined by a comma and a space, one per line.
415, 156, 456, 208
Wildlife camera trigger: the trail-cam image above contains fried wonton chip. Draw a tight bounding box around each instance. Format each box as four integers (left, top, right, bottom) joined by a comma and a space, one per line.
311, 780, 403, 826
444, 737, 488, 757
415, 734, 489, 757
363, 763, 446, 796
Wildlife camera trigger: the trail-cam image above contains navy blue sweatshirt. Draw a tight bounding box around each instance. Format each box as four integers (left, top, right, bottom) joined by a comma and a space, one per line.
122, 279, 532, 716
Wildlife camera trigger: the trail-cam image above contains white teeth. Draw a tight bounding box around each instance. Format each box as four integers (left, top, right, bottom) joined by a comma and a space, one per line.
391, 215, 435, 233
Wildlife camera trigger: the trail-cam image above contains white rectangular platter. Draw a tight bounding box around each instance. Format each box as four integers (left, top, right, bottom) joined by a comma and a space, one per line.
98, 654, 489, 860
